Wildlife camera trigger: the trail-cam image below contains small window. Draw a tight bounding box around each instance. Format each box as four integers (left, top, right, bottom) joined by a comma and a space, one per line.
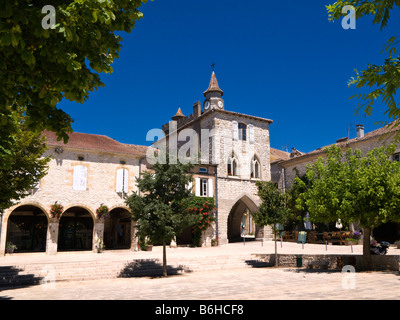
199, 167, 208, 173
78, 155, 84, 161
393, 153, 400, 162
120, 160, 126, 165
238, 123, 246, 141
200, 178, 208, 197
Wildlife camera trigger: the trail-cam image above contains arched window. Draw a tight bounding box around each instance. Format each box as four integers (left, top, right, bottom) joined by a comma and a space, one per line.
227, 153, 238, 176
250, 155, 261, 179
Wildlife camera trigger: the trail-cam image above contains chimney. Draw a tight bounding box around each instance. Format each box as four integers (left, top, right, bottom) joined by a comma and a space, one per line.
193, 101, 202, 119
356, 124, 364, 138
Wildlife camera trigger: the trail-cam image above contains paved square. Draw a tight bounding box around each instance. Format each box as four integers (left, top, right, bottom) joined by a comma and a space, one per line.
1, 267, 399, 300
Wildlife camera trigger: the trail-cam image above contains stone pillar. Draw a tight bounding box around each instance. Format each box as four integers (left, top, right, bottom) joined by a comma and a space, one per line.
0, 213, 8, 256
46, 221, 59, 255
93, 222, 104, 253
130, 221, 138, 251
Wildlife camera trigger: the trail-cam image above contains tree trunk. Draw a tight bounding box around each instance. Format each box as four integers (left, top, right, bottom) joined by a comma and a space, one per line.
362, 227, 372, 271
274, 227, 278, 267
162, 241, 167, 277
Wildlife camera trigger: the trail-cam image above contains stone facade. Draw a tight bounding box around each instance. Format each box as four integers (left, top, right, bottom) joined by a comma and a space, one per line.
0, 132, 146, 255
272, 124, 400, 191
0, 71, 276, 255
157, 72, 275, 244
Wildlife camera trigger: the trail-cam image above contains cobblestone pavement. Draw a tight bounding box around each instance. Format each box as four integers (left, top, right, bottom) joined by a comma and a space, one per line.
1, 267, 399, 300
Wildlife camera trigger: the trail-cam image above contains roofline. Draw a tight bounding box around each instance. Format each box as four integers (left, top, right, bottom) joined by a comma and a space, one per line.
45, 143, 145, 158
276, 125, 400, 167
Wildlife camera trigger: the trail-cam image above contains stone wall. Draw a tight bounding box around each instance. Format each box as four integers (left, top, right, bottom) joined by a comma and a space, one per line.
0, 147, 142, 255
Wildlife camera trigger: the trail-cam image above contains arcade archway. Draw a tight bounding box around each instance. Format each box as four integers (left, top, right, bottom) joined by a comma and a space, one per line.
227, 196, 260, 243
104, 208, 132, 249
6, 205, 48, 253
58, 207, 94, 251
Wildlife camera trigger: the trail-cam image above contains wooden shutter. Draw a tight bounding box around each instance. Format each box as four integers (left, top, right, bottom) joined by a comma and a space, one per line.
195, 178, 201, 196
73, 165, 87, 191
232, 121, 238, 141
116, 169, 128, 193
249, 124, 254, 144
208, 179, 214, 197
187, 181, 193, 193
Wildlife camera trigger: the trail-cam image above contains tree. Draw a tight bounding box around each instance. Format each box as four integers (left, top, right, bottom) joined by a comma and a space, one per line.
300, 144, 400, 270
252, 181, 289, 267
327, 1, 400, 125
125, 155, 197, 277
0, 109, 50, 212
184, 197, 216, 247
0, 0, 147, 156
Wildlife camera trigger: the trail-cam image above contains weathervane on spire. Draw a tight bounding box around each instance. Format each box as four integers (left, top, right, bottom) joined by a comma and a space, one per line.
211, 62, 216, 72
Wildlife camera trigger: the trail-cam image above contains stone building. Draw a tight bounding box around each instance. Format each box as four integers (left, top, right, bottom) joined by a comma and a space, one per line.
0, 71, 276, 255
271, 123, 400, 242
0, 131, 149, 255
154, 72, 275, 244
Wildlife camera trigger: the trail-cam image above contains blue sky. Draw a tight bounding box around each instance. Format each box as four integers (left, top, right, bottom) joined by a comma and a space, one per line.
59, 0, 399, 153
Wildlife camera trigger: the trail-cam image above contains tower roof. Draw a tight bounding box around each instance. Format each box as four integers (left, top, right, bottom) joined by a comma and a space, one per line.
172, 107, 185, 120
204, 71, 224, 97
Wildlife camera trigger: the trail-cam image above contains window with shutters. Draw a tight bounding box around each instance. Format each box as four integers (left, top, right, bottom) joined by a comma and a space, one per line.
73, 165, 87, 191
238, 123, 247, 141
116, 168, 129, 194
195, 178, 213, 197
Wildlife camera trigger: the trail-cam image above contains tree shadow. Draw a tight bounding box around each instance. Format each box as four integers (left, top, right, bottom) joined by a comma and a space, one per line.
0, 266, 43, 293
245, 259, 273, 268
118, 259, 192, 278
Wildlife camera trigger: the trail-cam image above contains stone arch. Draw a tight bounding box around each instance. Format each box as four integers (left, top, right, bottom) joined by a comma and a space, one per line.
4, 204, 49, 253
104, 206, 133, 250
62, 203, 96, 221
57, 206, 94, 251
4, 201, 50, 221
227, 194, 260, 243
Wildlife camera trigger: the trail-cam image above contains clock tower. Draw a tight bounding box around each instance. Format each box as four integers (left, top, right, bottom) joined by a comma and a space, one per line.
203, 71, 224, 111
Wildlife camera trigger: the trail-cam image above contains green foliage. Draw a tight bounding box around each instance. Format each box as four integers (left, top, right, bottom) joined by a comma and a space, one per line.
252, 181, 289, 228
0, 109, 50, 212
302, 144, 400, 228
125, 157, 197, 247
0, 0, 147, 144
327, 1, 400, 125
184, 197, 216, 246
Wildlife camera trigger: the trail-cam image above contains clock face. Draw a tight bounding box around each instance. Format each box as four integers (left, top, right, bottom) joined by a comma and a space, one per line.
204, 101, 210, 110
218, 101, 224, 108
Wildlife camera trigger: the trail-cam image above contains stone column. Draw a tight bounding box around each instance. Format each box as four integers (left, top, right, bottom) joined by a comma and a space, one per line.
93, 221, 104, 253
130, 221, 138, 251
0, 213, 8, 256
46, 221, 59, 255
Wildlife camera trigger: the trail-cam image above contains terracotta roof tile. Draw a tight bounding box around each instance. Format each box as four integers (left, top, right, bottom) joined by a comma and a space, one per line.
44, 130, 148, 157
204, 71, 224, 96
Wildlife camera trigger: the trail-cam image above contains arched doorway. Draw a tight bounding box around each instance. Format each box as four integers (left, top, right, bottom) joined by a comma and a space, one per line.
228, 196, 260, 243
104, 208, 132, 249
6, 205, 48, 253
58, 207, 94, 251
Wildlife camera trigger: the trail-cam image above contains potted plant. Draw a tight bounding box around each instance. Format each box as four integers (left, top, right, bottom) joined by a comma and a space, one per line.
6, 242, 17, 254
50, 201, 63, 220
96, 204, 110, 220
395, 240, 400, 249
95, 238, 106, 253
